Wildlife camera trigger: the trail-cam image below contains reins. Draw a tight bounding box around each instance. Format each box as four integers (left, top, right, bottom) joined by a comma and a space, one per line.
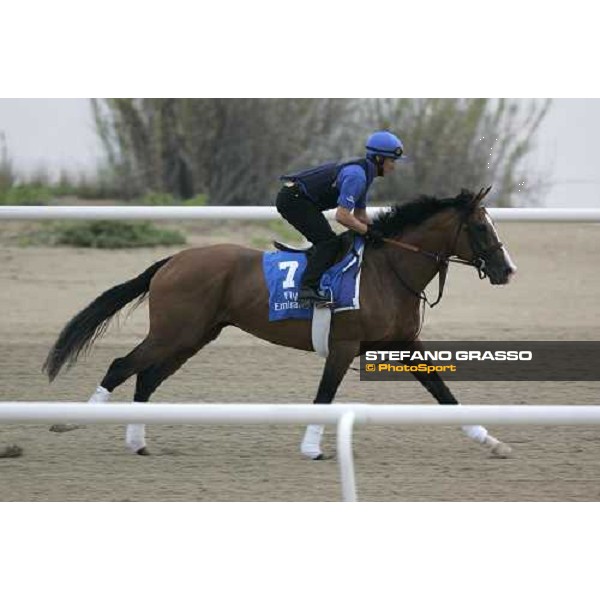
382, 237, 450, 308
380, 214, 504, 307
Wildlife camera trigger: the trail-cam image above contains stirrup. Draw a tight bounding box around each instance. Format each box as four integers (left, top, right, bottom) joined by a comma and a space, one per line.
298, 287, 333, 306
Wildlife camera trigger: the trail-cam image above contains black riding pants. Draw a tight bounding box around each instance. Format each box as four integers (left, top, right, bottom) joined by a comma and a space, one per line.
276, 186, 341, 290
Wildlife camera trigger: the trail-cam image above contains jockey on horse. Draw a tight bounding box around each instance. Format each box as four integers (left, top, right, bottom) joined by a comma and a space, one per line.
276, 131, 404, 304
44, 138, 516, 459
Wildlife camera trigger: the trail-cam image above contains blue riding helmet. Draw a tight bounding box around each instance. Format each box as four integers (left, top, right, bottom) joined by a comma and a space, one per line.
366, 131, 404, 159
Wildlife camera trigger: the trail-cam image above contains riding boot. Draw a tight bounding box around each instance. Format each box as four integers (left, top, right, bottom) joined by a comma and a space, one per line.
298, 237, 341, 303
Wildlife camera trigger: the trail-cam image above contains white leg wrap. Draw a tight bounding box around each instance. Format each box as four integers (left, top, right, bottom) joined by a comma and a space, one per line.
126, 424, 146, 453
461, 424, 489, 444
88, 385, 111, 404
301, 424, 324, 459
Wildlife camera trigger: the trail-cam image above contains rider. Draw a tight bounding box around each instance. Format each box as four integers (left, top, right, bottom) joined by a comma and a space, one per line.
276, 130, 405, 304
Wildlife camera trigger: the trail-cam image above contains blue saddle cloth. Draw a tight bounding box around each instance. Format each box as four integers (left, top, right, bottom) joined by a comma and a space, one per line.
262, 237, 364, 322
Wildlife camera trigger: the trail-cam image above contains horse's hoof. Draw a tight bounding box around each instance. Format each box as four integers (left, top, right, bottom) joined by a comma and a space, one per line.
302, 451, 326, 460
0, 444, 23, 458
312, 453, 335, 461
301, 451, 325, 460
50, 424, 83, 433
490, 442, 512, 459
136, 447, 150, 456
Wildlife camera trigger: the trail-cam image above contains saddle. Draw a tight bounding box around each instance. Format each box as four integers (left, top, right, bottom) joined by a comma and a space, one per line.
272, 241, 312, 253
263, 235, 365, 358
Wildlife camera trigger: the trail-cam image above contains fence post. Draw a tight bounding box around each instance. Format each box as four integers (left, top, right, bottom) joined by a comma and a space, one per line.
337, 411, 357, 502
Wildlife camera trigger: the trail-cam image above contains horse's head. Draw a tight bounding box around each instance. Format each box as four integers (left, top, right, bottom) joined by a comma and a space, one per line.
372, 188, 517, 286
453, 187, 517, 285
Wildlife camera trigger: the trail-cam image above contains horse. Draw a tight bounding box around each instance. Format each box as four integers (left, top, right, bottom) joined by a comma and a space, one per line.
43, 187, 517, 458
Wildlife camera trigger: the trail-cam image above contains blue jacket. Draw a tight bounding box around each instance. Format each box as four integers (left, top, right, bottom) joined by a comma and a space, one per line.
280, 158, 376, 211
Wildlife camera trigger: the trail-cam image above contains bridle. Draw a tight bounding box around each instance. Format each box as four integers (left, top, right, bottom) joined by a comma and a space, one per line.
380, 187, 504, 309
463, 222, 505, 281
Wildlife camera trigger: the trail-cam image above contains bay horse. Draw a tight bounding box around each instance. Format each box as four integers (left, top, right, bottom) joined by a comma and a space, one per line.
43, 187, 517, 458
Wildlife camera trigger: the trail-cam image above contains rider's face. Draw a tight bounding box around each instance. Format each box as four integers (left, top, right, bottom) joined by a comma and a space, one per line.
381, 158, 396, 176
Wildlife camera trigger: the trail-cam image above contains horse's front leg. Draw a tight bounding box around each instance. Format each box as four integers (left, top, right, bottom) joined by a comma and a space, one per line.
406, 343, 511, 458
301, 341, 359, 460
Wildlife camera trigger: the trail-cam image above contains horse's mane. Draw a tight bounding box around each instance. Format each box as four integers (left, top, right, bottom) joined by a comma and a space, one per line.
372, 189, 475, 237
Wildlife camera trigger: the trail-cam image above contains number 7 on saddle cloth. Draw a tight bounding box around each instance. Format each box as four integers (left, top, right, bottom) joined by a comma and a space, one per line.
262, 237, 365, 322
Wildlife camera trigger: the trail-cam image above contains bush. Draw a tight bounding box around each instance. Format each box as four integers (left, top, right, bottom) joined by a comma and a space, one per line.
182, 194, 208, 206
139, 192, 179, 205
0, 184, 54, 205
53, 221, 186, 248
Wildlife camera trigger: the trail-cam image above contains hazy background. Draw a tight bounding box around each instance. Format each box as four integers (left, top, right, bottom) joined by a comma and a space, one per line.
0, 98, 598, 207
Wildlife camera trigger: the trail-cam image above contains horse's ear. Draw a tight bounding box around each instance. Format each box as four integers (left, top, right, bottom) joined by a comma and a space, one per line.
471, 185, 492, 207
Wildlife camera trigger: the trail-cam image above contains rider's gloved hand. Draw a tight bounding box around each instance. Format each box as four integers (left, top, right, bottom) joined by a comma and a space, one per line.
364, 225, 385, 248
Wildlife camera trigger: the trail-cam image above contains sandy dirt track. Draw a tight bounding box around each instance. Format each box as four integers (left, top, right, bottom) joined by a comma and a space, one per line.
0, 222, 599, 501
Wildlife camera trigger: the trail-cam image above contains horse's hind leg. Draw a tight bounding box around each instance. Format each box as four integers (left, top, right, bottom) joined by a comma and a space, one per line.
86, 337, 170, 404
50, 337, 171, 434
126, 325, 225, 454
124, 356, 190, 454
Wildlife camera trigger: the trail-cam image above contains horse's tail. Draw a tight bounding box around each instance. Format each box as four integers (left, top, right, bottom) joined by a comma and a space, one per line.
43, 257, 172, 381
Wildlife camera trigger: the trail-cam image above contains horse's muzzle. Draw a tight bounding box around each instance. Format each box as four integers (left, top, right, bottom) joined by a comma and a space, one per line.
489, 264, 517, 285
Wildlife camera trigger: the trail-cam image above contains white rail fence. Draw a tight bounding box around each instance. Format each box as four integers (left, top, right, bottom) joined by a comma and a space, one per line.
1, 206, 600, 221
2, 403, 600, 501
